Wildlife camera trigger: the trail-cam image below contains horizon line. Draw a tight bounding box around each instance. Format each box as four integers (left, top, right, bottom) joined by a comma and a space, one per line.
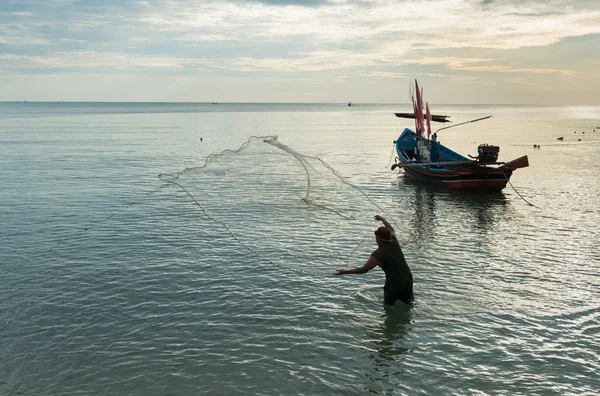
1, 100, 597, 107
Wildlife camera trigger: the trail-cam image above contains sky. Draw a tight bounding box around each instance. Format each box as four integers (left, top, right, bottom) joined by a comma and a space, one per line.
1, 0, 599, 104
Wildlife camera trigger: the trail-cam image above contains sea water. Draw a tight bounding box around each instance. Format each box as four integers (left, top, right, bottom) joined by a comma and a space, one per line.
1, 102, 599, 395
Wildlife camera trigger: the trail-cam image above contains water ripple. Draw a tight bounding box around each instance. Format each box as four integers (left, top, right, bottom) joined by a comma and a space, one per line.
2, 105, 599, 395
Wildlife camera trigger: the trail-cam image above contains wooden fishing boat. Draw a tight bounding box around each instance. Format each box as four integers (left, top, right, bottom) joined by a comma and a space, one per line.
391, 81, 528, 191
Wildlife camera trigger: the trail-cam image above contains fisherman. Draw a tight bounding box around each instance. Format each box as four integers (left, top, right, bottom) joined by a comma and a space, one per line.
333, 215, 414, 306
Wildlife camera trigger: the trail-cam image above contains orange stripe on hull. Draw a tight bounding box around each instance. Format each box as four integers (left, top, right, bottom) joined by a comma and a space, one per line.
442, 179, 508, 190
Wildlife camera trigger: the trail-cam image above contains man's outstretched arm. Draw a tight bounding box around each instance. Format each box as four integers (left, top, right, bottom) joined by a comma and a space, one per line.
333, 256, 380, 275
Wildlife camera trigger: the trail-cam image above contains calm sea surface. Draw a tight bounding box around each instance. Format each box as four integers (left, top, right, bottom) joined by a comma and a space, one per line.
1, 102, 599, 395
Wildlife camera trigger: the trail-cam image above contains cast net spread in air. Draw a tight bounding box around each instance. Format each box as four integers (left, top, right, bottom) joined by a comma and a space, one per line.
158, 135, 404, 275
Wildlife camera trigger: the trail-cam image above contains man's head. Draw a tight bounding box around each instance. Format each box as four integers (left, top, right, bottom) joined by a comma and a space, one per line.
374, 226, 392, 245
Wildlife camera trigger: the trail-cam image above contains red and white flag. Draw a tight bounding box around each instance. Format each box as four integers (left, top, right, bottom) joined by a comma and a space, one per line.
415, 80, 425, 136
426, 102, 432, 138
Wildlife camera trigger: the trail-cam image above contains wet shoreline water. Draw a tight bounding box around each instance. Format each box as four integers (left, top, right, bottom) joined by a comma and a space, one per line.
1, 102, 598, 395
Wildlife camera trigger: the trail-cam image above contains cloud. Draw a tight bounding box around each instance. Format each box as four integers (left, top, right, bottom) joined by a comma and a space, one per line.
2, 2, 599, 54
409, 57, 578, 77
1, 0, 599, 102
231, 0, 327, 5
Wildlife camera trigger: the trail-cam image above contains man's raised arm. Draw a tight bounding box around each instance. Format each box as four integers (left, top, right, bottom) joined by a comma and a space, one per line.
374, 215, 394, 234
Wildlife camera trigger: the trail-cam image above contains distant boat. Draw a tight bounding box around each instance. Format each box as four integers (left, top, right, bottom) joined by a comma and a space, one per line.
391, 80, 529, 191
347, 102, 352, 106
394, 112, 450, 123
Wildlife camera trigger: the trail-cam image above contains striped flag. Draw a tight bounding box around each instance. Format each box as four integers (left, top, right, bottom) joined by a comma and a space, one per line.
426, 102, 432, 138
415, 80, 425, 136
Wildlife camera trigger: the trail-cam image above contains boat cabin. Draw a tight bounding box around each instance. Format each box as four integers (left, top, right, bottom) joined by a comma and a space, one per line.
397, 128, 468, 164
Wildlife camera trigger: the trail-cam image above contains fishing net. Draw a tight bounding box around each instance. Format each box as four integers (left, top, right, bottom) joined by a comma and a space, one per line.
158, 135, 398, 275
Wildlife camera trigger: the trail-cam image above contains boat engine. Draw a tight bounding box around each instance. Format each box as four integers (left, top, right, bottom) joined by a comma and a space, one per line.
475, 144, 500, 163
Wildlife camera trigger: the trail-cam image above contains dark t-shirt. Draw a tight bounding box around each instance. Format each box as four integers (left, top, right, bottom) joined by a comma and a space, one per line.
371, 235, 413, 292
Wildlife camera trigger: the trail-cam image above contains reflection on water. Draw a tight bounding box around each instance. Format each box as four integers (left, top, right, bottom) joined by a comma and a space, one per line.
377, 307, 414, 358
395, 175, 511, 241
410, 184, 438, 245
445, 188, 509, 232
360, 306, 414, 394
390, 177, 437, 246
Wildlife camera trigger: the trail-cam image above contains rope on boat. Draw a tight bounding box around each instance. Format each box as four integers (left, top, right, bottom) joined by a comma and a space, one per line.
500, 168, 537, 208
385, 144, 396, 169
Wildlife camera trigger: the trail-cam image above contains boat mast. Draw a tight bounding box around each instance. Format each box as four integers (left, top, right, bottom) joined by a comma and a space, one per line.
434, 115, 492, 134
410, 80, 425, 161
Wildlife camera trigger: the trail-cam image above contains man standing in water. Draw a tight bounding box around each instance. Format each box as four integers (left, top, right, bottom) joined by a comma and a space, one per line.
333, 215, 414, 306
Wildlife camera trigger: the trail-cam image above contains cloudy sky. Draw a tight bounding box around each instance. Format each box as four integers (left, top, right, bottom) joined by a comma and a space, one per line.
1, 0, 599, 104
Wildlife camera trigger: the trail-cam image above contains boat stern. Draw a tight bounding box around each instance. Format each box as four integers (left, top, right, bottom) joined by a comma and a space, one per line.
500, 155, 529, 171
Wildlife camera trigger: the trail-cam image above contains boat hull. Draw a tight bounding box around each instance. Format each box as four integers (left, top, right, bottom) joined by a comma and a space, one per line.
401, 163, 512, 191
394, 128, 519, 191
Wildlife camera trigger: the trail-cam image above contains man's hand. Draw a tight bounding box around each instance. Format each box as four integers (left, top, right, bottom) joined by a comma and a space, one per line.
374, 215, 395, 233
